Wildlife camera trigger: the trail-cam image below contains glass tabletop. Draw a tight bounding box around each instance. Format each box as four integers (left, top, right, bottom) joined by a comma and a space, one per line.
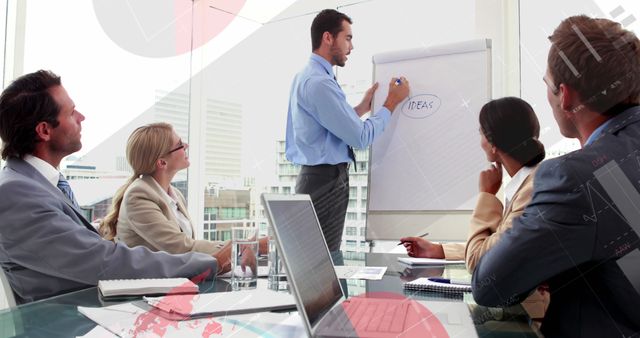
0, 252, 541, 337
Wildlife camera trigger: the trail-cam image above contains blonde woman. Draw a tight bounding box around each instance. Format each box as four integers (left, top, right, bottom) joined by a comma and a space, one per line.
100, 123, 257, 263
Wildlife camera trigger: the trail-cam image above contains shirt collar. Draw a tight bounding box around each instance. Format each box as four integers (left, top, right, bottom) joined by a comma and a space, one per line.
584, 118, 613, 146
149, 176, 178, 208
310, 53, 335, 78
23, 154, 62, 188
504, 166, 534, 206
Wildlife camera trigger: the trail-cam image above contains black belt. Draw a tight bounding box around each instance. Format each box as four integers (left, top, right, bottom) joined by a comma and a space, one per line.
300, 163, 349, 175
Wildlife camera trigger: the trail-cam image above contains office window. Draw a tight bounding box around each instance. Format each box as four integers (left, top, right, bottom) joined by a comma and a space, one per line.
519, 0, 626, 157
13, 0, 488, 246
219, 207, 248, 220
0, 1, 6, 82
15, 1, 297, 234
360, 227, 366, 237
346, 227, 357, 236
282, 186, 291, 194
346, 240, 357, 249
358, 162, 367, 172
349, 187, 357, 197
20, 1, 193, 223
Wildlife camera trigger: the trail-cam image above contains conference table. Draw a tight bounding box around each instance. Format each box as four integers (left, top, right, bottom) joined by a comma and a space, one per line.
0, 252, 541, 337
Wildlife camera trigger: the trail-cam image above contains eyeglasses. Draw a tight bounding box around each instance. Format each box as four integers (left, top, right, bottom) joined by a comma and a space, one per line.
167, 140, 186, 154
542, 76, 560, 95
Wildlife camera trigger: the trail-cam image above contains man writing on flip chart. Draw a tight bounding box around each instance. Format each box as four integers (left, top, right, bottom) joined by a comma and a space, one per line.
285, 9, 409, 251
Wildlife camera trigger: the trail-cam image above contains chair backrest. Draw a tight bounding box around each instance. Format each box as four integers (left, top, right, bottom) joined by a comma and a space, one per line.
0, 268, 16, 309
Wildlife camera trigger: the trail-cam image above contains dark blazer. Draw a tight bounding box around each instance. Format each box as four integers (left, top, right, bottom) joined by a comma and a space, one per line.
0, 158, 217, 304
472, 106, 640, 337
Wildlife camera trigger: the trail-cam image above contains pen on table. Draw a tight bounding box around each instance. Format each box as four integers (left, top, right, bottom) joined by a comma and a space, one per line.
397, 232, 430, 246
428, 277, 472, 285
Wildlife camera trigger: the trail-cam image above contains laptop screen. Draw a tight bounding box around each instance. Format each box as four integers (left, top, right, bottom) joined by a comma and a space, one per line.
266, 199, 343, 327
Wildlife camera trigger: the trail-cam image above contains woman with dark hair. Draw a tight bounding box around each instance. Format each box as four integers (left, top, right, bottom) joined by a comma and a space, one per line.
400, 97, 548, 320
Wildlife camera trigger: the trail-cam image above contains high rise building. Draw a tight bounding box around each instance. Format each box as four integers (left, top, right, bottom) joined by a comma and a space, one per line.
68, 90, 245, 223
269, 140, 370, 253
204, 100, 242, 180
154, 90, 242, 180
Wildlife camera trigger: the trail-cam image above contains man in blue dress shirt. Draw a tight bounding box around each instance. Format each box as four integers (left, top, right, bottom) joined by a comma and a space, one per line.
285, 9, 409, 251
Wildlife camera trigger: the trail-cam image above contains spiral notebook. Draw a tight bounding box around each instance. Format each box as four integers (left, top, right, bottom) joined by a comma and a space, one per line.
403, 289, 464, 301
403, 278, 472, 294
98, 278, 198, 298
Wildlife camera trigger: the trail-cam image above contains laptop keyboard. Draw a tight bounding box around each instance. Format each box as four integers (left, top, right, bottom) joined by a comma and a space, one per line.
342, 298, 410, 333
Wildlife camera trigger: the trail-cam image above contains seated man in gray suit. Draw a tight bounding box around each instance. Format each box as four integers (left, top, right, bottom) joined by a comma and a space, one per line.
472, 15, 640, 337
0, 70, 232, 304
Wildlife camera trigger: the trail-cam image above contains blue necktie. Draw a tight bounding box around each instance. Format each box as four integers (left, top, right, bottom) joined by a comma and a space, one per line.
57, 173, 79, 208
348, 146, 357, 171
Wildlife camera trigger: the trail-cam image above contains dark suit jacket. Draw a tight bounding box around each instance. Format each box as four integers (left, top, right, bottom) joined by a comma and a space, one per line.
0, 158, 217, 304
472, 106, 640, 337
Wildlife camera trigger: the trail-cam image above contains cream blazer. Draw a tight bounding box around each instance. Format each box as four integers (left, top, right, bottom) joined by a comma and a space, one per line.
116, 175, 222, 255
442, 167, 549, 319
440, 171, 536, 264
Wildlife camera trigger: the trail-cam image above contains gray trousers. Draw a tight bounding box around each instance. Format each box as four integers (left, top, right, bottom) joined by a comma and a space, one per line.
295, 163, 349, 252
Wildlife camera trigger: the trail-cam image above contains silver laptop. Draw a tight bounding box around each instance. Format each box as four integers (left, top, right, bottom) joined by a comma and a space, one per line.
261, 193, 478, 338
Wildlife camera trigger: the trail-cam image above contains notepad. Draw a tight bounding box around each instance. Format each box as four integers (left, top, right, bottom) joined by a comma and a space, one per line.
98, 278, 198, 298
403, 277, 472, 293
403, 289, 465, 300
397, 257, 465, 265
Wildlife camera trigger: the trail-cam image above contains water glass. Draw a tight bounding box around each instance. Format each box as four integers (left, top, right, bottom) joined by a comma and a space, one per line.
268, 225, 288, 291
231, 227, 259, 290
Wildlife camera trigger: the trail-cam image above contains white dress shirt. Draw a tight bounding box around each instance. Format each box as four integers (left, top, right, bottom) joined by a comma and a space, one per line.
23, 154, 63, 188
151, 178, 194, 238
503, 165, 534, 210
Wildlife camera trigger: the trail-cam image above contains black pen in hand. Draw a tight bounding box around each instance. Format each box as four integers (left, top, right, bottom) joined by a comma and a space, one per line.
397, 232, 430, 246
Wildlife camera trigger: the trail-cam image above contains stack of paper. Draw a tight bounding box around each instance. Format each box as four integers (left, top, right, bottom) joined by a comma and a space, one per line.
78, 301, 302, 337
98, 278, 198, 298
143, 289, 296, 319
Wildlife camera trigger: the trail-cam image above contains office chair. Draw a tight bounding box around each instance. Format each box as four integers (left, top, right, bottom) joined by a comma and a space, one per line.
0, 267, 16, 309
0, 267, 22, 337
